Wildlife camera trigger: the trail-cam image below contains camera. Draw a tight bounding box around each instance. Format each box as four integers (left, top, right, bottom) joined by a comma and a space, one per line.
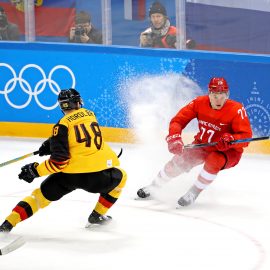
75, 26, 85, 36
74, 25, 85, 42
142, 32, 176, 48
165, 35, 176, 47
141, 32, 154, 47
166, 35, 196, 49
186, 39, 196, 49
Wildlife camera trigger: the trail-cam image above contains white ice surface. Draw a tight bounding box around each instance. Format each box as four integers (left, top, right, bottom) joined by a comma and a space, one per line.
0, 137, 269, 270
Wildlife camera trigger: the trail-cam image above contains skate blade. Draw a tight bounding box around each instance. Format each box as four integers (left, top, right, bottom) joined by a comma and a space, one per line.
134, 197, 152, 201
85, 222, 95, 229
85, 220, 112, 229
134, 196, 153, 201
176, 204, 184, 209
176, 202, 193, 208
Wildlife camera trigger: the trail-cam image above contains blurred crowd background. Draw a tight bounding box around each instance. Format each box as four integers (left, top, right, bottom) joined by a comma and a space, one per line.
1, 0, 270, 54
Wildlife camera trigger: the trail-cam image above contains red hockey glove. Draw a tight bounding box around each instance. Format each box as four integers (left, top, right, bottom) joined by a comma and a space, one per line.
216, 133, 234, 151
166, 133, 184, 155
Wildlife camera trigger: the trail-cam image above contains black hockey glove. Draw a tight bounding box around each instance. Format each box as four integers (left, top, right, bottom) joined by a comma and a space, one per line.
38, 139, 51, 156
18, 162, 39, 183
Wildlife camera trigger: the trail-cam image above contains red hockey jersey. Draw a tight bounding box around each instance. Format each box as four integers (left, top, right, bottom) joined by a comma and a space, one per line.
169, 95, 252, 152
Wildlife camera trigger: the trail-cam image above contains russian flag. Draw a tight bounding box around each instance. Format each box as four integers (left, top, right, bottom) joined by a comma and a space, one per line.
0, 0, 75, 37
35, 0, 75, 37
124, 0, 146, 20
186, 0, 270, 53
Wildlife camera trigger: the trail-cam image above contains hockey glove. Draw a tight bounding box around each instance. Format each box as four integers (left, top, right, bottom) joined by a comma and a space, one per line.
18, 162, 39, 183
166, 133, 184, 155
38, 139, 51, 156
216, 133, 234, 151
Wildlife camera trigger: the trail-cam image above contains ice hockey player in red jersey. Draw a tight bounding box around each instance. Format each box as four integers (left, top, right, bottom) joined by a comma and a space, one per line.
137, 77, 252, 206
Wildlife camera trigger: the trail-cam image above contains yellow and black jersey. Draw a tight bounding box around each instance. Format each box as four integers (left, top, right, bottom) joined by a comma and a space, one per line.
37, 108, 120, 176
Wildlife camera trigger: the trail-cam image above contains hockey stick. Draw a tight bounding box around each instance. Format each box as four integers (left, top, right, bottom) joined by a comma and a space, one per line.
0, 235, 25, 255
0, 147, 122, 168
184, 136, 269, 149
0, 150, 39, 168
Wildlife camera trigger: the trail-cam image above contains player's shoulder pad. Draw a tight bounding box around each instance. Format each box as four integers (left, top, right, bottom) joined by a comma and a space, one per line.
58, 117, 69, 128
83, 108, 96, 117
52, 121, 67, 130
190, 95, 208, 104
227, 99, 244, 109
51, 121, 68, 137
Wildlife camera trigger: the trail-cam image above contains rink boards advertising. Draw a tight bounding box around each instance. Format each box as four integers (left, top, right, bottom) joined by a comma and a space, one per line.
0, 42, 269, 153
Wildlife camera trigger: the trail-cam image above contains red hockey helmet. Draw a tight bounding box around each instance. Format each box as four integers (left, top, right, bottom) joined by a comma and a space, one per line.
208, 77, 229, 93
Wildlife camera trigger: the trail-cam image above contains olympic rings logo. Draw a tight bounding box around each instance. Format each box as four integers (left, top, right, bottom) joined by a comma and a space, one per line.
0, 63, 76, 110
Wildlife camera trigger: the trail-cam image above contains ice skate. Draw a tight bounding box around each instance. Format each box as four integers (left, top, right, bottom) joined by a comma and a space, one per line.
136, 182, 161, 200
0, 220, 13, 233
136, 172, 169, 200
177, 186, 200, 207
137, 185, 151, 199
85, 211, 112, 228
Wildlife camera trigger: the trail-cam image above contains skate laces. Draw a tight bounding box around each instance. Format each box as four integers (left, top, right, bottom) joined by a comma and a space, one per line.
178, 188, 200, 207
183, 191, 197, 202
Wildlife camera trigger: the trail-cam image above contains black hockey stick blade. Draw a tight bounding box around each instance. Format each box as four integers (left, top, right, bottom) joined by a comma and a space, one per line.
184, 136, 269, 149
0, 235, 25, 255
0, 150, 39, 168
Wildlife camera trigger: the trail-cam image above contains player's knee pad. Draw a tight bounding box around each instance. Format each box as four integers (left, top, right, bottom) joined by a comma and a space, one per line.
109, 168, 127, 198
164, 156, 191, 177
116, 168, 127, 189
204, 152, 226, 174
31, 188, 51, 209
164, 158, 182, 177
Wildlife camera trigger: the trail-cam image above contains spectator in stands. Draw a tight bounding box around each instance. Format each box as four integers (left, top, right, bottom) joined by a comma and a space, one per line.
140, 1, 195, 49
0, 6, 20, 41
69, 11, 102, 44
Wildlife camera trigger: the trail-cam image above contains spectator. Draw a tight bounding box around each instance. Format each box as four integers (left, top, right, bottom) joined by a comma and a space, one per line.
140, 1, 195, 49
69, 11, 102, 44
0, 6, 20, 41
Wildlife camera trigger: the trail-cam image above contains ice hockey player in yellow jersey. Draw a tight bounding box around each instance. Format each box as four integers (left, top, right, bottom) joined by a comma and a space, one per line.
0, 88, 127, 232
